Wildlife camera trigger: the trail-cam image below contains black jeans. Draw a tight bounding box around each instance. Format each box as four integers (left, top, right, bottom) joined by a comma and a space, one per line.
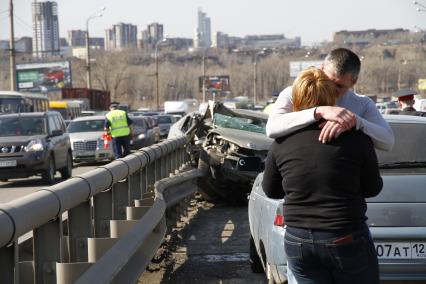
285, 223, 379, 284
113, 136, 130, 159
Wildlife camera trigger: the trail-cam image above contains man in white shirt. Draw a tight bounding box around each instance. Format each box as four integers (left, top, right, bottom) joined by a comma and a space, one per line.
266, 48, 394, 151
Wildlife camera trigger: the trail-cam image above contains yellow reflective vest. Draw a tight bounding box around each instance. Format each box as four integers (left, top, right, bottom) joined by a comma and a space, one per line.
106, 109, 130, 138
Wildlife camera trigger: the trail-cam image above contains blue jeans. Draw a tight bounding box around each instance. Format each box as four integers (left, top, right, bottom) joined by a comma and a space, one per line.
285, 223, 379, 284
113, 136, 130, 159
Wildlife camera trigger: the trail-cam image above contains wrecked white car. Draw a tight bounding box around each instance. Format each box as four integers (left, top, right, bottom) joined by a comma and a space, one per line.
168, 101, 273, 202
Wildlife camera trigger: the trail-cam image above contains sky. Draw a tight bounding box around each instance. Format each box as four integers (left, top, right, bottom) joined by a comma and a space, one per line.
1, 0, 425, 46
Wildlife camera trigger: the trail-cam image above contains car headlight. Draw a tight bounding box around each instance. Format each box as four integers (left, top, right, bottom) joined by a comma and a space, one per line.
24, 139, 44, 152
137, 133, 145, 139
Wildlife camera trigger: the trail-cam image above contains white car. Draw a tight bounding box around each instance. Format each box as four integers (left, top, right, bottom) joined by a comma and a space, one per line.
66, 116, 114, 163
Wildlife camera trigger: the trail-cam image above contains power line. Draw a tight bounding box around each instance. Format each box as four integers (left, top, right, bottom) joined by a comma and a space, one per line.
14, 13, 33, 30
14, 15, 33, 34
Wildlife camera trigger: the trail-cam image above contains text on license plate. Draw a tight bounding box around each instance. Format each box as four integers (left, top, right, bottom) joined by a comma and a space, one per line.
0, 160, 17, 168
374, 242, 426, 259
76, 151, 93, 156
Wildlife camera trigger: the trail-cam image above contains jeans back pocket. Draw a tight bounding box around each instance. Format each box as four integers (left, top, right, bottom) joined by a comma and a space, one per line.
326, 236, 369, 273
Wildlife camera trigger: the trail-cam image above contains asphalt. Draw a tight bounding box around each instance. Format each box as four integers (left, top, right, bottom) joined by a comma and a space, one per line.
139, 197, 267, 284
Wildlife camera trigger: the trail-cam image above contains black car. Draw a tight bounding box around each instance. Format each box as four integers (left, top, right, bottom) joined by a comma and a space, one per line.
129, 116, 155, 150
0, 111, 73, 184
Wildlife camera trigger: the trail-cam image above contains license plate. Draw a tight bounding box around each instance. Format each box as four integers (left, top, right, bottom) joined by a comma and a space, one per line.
75, 151, 93, 157
0, 160, 17, 168
374, 242, 426, 259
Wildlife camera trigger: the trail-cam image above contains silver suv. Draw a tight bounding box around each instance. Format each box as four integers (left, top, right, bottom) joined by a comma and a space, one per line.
0, 111, 72, 184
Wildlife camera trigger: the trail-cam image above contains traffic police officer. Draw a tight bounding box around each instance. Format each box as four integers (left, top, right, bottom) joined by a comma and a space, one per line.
394, 88, 426, 117
104, 102, 133, 159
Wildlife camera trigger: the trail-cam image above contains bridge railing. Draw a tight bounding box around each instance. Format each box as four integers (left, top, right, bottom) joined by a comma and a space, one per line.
0, 136, 199, 284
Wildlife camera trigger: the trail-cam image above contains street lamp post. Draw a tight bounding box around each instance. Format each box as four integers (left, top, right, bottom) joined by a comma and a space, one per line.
86, 7, 105, 90
414, 0, 426, 12
253, 49, 266, 106
155, 38, 167, 111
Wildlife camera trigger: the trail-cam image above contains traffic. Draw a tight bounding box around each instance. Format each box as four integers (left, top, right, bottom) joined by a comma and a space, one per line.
1, 83, 426, 283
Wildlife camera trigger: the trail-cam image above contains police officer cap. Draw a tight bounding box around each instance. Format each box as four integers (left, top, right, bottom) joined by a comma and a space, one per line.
394, 89, 417, 101
109, 101, 120, 108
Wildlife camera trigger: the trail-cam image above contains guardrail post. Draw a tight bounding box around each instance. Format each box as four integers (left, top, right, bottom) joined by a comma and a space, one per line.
155, 158, 162, 181
147, 162, 156, 191
68, 200, 92, 262
140, 167, 147, 195
0, 244, 15, 283
33, 217, 62, 284
93, 190, 112, 238
128, 172, 141, 202
112, 180, 129, 220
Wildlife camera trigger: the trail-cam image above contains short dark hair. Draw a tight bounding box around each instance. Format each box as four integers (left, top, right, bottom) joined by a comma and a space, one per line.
324, 48, 361, 79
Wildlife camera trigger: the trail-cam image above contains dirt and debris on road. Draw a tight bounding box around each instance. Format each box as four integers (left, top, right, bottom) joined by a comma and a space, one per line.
139, 196, 267, 284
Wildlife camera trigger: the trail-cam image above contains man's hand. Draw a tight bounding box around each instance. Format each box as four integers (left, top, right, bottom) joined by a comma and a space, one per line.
314, 106, 356, 130
315, 106, 356, 143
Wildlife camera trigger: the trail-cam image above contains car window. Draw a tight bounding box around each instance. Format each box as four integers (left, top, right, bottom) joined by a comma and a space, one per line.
376, 122, 426, 164
213, 113, 266, 134
156, 116, 173, 124
67, 119, 105, 133
48, 115, 60, 133
132, 118, 147, 129
54, 114, 66, 131
0, 116, 47, 136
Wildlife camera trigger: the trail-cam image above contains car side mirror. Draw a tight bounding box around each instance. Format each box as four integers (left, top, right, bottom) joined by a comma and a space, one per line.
51, 129, 63, 137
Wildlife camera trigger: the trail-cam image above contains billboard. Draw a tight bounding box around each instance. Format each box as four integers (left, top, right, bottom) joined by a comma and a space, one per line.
16, 61, 72, 93
199, 75, 230, 94
418, 79, 426, 91
289, 60, 323, 78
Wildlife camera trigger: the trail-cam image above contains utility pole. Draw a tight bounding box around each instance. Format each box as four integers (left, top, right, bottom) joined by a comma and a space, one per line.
9, 0, 16, 91
202, 53, 206, 103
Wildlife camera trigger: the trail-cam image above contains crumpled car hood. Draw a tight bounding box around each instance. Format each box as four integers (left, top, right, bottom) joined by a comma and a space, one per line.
210, 127, 273, 151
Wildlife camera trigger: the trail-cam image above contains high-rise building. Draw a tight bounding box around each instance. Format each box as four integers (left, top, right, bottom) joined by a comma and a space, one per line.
68, 30, 86, 47
148, 23, 164, 43
195, 8, 211, 49
32, 1, 60, 57
105, 23, 138, 51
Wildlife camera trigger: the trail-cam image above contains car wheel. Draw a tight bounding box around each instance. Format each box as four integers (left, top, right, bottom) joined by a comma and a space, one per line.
59, 152, 73, 179
197, 149, 221, 202
250, 235, 264, 273
42, 156, 56, 185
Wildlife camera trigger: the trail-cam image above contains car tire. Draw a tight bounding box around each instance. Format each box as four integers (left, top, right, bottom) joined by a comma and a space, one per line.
59, 152, 73, 179
250, 235, 264, 273
197, 149, 221, 202
42, 156, 56, 185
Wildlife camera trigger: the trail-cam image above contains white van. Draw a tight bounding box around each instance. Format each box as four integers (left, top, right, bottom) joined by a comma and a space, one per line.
414, 98, 426, 112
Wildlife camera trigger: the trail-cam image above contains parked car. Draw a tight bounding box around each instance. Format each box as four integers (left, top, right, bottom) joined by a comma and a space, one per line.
168, 101, 273, 202
129, 116, 155, 150
376, 101, 400, 115
153, 114, 175, 139
0, 111, 72, 184
66, 116, 114, 163
144, 116, 160, 143
248, 114, 426, 283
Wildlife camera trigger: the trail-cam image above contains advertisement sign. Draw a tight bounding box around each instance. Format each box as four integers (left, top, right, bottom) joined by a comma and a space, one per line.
199, 75, 230, 93
16, 61, 72, 93
289, 60, 323, 78
418, 79, 426, 91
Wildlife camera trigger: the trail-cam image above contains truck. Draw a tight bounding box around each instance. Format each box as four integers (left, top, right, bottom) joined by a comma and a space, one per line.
61, 88, 111, 110
164, 101, 189, 116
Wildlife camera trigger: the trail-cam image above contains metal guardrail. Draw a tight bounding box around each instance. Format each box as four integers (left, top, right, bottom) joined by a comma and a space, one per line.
0, 136, 200, 284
